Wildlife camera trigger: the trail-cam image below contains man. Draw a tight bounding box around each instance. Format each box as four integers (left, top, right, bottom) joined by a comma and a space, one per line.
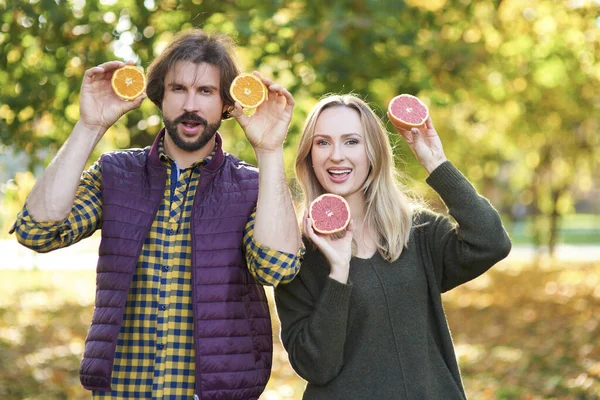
11, 29, 303, 399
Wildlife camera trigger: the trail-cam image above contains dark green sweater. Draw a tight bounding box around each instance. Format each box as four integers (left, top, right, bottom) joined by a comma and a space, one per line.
275, 162, 512, 399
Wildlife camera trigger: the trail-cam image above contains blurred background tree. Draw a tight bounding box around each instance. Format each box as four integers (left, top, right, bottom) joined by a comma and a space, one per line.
1, 0, 598, 253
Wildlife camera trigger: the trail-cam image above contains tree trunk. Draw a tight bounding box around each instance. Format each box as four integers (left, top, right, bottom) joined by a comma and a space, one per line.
548, 187, 566, 257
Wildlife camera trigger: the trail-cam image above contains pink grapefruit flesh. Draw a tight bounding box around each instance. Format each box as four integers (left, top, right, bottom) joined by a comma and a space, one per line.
309, 194, 351, 235
387, 94, 429, 130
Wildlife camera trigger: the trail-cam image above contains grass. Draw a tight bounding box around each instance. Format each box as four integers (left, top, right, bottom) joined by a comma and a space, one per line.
506, 214, 600, 245
0, 259, 599, 399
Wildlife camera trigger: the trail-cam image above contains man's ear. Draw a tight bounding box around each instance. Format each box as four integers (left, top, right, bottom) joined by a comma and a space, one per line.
221, 104, 234, 120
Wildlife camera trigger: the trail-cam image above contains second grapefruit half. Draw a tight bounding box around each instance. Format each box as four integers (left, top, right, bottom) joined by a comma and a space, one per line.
387, 94, 429, 130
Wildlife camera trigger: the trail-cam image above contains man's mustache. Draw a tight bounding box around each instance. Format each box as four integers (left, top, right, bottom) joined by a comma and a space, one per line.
174, 113, 208, 126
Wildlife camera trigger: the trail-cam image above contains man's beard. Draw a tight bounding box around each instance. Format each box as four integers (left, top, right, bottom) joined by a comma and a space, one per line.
164, 112, 221, 152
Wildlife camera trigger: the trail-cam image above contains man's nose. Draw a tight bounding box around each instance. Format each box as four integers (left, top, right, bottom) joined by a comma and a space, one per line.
182, 93, 199, 112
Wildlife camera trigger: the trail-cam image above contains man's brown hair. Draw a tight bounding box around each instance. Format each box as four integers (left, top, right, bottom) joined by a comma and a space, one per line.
146, 29, 240, 119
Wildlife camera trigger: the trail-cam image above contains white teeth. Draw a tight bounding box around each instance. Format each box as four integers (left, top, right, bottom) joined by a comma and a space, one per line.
329, 169, 351, 175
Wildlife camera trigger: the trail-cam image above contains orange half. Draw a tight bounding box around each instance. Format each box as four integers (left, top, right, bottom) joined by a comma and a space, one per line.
111, 65, 146, 101
230, 73, 267, 108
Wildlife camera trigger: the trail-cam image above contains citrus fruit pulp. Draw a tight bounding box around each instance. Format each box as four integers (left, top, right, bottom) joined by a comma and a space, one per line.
309, 194, 351, 235
229, 73, 267, 108
111, 65, 146, 101
387, 94, 429, 130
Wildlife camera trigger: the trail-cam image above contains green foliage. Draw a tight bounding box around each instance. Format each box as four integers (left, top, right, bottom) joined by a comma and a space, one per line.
0, 0, 598, 248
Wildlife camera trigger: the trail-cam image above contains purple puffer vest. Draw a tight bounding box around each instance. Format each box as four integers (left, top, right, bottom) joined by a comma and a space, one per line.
79, 130, 273, 400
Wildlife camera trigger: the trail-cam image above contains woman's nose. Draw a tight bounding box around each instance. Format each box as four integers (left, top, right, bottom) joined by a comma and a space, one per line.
330, 143, 345, 162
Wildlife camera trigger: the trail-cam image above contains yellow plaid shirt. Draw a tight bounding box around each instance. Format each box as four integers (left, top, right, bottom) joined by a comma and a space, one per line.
11, 139, 303, 399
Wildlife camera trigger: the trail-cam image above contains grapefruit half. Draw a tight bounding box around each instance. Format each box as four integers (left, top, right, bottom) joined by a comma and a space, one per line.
387, 94, 429, 130
309, 194, 351, 235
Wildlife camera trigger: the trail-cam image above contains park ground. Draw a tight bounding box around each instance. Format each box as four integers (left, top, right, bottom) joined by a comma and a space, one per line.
0, 238, 598, 399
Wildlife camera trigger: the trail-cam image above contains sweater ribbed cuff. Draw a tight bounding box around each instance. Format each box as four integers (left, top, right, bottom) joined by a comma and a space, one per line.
425, 161, 475, 203
319, 277, 353, 310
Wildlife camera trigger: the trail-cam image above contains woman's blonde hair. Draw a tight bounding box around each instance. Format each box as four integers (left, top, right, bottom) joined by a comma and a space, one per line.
295, 94, 417, 262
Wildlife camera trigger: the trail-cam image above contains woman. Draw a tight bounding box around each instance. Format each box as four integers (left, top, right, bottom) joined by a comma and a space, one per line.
275, 94, 511, 399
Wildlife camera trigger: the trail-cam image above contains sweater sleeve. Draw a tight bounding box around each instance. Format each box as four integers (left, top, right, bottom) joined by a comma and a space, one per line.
275, 264, 352, 386
422, 161, 512, 292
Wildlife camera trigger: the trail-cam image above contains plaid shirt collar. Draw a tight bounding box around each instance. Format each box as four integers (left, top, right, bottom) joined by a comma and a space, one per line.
157, 134, 216, 170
